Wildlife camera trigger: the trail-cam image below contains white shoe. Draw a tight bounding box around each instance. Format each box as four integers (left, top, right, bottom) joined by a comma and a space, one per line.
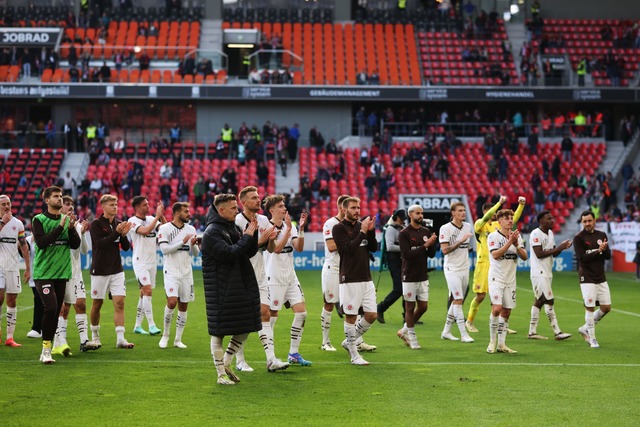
351, 355, 370, 365
84, 339, 102, 350
497, 344, 518, 354
578, 326, 590, 342
340, 339, 349, 352
397, 328, 410, 347
174, 341, 188, 349
589, 339, 600, 348
159, 336, 169, 349
555, 332, 572, 341
217, 374, 236, 385
528, 333, 549, 340
27, 330, 42, 339
465, 321, 479, 333
224, 366, 241, 383
461, 336, 474, 343
267, 358, 290, 372
235, 360, 253, 372
486, 341, 497, 354
116, 339, 135, 349
320, 342, 337, 352
40, 348, 55, 364
441, 332, 459, 341
507, 328, 518, 334
357, 341, 377, 352
408, 333, 421, 349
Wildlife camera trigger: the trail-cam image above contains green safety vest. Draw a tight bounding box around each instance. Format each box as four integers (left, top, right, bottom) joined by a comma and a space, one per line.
221, 128, 233, 141
398, 0, 406, 9
86, 125, 96, 139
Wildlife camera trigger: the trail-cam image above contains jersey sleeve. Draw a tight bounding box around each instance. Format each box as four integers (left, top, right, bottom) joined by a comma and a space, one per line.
439, 224, 451, 244
157, 224, 169, 245
322, 220, 334, 241
127, 218, 139, 239
487, 233, 498, 252
530, 229, 542, 248
290, 223, 299, 239
518, 235, 525, 248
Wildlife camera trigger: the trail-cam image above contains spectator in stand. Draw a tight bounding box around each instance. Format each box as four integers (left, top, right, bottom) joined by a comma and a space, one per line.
527, 128, 539, 155
288, 123, 300, 163
249, 68, 261, 84
325, 137, 336, 154
160, 161, 173, 179
357, 70, 368, 85
561, 133, 573, 162
99, 61, 111, 83
364, 172, 377, 200
194, 175, 206, 208
139, 50, 150, 71
551, 156, 562, 183
257, 161, 269, 188
369, 69, 380, 85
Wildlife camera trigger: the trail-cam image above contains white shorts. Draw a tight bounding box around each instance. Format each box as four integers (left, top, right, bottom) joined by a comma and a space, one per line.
444, 269, 469, 301
257, 275, 269, 306
269, 280, 305, 311
90, 272, 126, 299
488, 279, 516, 309
321, 265, 340, 304
164, 275, 195, 303
339, 281, 377, 315
0, 270, 21, 294
133, 263, 157, 288
64, 278, 86, 304
580, 282, 611, 308
531, 276, 554, 300
403, 280, 429, 302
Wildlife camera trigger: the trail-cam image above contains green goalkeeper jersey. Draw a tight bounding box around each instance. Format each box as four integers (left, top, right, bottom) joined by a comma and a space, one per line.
33, 213, 73, 280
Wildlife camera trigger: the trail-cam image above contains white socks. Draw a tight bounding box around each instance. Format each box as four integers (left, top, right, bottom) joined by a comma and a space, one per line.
76, 313, 88, 343
453, 304, 470, 338
175, 311, 187, 342
529, 306, 540, 335
321, 308, 332, 344
6, 306, 16, 339
545, 305, 561, 335
115, 325, 125, 342
489, 314, 498, 344
163, 306, 175, 338
289, 312, 306, 354
344, 321, 358, 358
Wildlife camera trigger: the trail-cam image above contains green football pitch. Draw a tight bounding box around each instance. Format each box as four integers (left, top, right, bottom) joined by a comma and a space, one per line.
2, 270, 639, 426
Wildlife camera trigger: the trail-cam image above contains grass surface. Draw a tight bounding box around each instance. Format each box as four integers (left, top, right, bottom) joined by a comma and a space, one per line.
1, 270, 639, 426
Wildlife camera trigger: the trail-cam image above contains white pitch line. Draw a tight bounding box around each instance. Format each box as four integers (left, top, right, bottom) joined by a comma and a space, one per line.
1, 359, 639, 367
517, 286, 640, 318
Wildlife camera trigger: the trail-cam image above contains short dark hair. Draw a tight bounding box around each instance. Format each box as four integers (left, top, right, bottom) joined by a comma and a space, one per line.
214, 194, 236, 208
341, 196, 360, 209
336, 194, 350, 209
132, 195, 147, 208
239, 186, 258, 201
482, 203, 494, 212
62, 195, 74, 205
42, 186, 62, 201
581, 210, 595, 220
172, 202, 189, 214
537, 210, 551, 223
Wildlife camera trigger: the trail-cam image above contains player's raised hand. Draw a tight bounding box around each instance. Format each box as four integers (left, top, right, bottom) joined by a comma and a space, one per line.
509, 230, 520, 244
361, 216, 372, 233
67, 213, 77, 229
499, 195, 507, 205
80, 220, 90, 233
156, 202, 164, 218
284, 212, 292, 228
244, 220, 258, 236
518, 196, 526, 205
425, 234, 437, 247
59, 213, 68, 228
560, 239, 572, 249
599, 238, 608, 252
299, 212, 308, 228
189, 235, 198, 245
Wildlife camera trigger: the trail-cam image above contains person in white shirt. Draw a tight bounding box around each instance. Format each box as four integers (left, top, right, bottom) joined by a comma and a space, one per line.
439, 202, 474, 343
0, 195, 31, 347
527, 211, 572, 341
232, 186, 289, 372
51, 195, 91, 356
320, 195, 350, 352
157, 202, 199, 349
128, 196, 166, 336
263, 194, 311, 366
486, 209, 528, 354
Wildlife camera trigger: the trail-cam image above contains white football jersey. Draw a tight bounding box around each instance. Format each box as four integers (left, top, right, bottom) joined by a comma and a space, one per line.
264, 221, 298, 286
128, 215, 159, 265
235, 212, 271, 282
0, 217, 25, 271
439, 221, 472, 271
71, 222, 90, 280
158, 222, 197, 278
529, 227, 555, 278
322, 216, 341, 269
487, 230, 524, 283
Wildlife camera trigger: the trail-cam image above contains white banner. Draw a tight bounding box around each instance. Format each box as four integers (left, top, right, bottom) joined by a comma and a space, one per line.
609, 222, 640, 263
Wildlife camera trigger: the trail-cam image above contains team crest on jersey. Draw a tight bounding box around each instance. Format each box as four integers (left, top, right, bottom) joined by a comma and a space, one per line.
423, 236, 428, 242
273, 299, 279, 306
324, 229, 331, 235
407, 292, 412, 298
597, 239, 603, 245
169, 288, 174, 293
93, 290, 98, 296
493, 294, 499, 300
347, 304, 353, 310
533, 237, 539, 243
440, 234, 445, 239
588, 298, 593, 303
158, 234, 163, 239
328, 293, 334, 299
490, 241, 495, 246
43, 287, 50, 295
455, 291, 460, 296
